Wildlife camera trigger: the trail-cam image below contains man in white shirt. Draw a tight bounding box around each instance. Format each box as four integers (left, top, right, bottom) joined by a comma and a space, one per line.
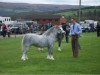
69, 18, 82, 58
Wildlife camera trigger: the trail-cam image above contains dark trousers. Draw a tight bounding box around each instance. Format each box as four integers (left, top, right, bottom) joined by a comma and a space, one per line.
65, 35, 69, 43
97, 30, 100, 37
2, 31, 7, 37
65, 31, 69, 43
7, 32, 10, 37
71, 35, 80, 58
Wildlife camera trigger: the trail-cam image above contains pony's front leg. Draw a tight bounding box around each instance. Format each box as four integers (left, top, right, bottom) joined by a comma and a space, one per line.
47, 45, 54, 60
58, 40, 62, 51
21, 46, 29, 61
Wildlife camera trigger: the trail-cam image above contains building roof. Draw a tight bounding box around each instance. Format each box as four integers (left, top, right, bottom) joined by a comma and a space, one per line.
32, 14, 62, 19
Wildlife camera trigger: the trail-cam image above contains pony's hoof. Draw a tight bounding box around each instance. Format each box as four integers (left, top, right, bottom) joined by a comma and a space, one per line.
21, 56, 28, 61
47, 55, 51, 60
50, 56, 55, 60
21, 58, 26, 61
47, 55, 54, 60
58, 47, 61, 51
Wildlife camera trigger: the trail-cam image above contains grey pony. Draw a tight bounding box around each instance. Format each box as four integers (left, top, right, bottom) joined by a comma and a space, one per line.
21, 25, 65, 60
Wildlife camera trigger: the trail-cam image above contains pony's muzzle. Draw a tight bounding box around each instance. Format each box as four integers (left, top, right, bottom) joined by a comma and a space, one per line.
62, 31, 66, 34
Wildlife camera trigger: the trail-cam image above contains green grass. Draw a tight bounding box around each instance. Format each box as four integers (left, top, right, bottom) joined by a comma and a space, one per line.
57, 10, 77, 16
56, 8, 100, 17
0, 32, 100, 75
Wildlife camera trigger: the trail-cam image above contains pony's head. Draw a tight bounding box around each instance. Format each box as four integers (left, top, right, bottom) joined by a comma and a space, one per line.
54, 25, 65, 34
43, 25, 65, 36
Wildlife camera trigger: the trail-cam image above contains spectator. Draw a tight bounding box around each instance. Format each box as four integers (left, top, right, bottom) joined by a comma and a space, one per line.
1, 23, 7, 38
97, 22, 100, 37
0, 22, 2, 36
65, 23, 70, 43
47, 22, 52, 30
62, 23, 70, 43
7, 25, 11, 37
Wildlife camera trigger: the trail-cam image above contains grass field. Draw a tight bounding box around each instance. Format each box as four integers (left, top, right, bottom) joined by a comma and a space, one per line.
56, 8, 100, 17
0, 32, 100, 75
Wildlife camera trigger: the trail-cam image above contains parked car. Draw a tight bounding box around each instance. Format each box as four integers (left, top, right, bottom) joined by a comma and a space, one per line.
10, 22, 28, 34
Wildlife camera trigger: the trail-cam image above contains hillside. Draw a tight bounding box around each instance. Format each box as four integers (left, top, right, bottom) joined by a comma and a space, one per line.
56, 6, 100, 21
0, 2, 79, 16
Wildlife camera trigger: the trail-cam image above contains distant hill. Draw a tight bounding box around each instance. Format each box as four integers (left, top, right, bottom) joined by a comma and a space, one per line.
0, 2, 80, 16
56, 6, 100, 21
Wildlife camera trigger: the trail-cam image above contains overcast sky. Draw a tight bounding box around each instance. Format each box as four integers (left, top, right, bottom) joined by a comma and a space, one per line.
0, 0, 100, 6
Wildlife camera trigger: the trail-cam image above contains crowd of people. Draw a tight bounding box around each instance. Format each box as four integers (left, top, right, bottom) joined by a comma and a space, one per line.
29, 22, 53, 33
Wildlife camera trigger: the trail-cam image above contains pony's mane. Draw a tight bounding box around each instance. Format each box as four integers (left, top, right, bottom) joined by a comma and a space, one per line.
43, 26, 55, 36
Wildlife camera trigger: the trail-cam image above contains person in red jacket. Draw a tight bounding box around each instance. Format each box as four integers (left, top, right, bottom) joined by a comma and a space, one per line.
1, 23, 7, 37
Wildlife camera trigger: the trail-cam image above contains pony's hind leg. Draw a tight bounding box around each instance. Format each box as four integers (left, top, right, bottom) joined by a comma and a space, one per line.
47, 45, 54, 60
21, 45, 29, 61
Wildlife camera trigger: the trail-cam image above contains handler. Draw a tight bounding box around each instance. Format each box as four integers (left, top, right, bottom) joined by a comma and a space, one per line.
69, 18, 82, 58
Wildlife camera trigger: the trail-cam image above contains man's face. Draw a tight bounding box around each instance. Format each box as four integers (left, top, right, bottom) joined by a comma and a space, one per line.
71, 19, 76, 24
